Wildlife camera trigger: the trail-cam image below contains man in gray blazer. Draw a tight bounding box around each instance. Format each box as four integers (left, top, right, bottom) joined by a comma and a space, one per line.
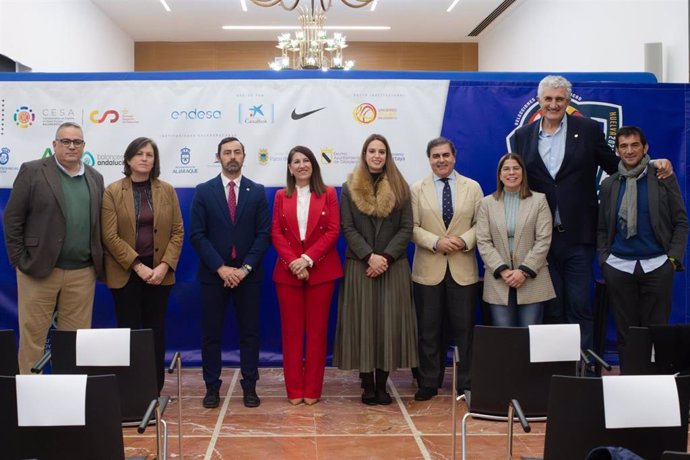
597, 126, 688, 371
3, 122, 104, 373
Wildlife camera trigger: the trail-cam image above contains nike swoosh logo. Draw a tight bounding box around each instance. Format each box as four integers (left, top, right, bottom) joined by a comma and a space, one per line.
291, 107, 326, 120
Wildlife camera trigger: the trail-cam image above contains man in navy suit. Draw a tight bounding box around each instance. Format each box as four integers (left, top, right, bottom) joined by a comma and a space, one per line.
511, 75, 671, 351
190, 136, 271, 408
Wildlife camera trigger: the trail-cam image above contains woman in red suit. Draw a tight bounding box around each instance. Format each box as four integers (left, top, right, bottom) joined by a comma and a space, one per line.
272, 145, 343, 406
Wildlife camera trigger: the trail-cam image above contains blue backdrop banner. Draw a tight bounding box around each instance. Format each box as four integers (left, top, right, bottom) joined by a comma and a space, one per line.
0, 71, 687, 365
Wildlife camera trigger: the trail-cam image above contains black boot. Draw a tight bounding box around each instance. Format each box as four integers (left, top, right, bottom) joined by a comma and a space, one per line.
361, 372, 376, 405
375, 369, 392, 405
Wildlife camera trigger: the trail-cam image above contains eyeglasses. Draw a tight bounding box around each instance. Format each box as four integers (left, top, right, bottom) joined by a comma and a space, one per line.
56, 138, 85, 147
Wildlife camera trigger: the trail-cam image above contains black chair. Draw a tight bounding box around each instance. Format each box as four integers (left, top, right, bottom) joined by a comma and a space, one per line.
662, 452, 690, 459
0, 329, 19, 375
459, 325, 579, 460
543, 375, 690, 460
0, 374, 145, 460
623, 325, 690, 375
36, 329, 182, 460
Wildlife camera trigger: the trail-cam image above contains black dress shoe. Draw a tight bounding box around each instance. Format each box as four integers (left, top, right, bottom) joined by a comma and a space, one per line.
243, 390, 261, 408
361, 389, 377, 405
203, 388, 220, 408
375, 390, 392, 405
414, 387, 438, 401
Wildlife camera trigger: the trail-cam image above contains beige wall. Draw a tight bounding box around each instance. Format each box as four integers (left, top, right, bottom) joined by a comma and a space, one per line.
135, 41, 478, 71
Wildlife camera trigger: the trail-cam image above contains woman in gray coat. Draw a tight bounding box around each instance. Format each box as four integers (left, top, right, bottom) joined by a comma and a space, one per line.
333, 134, 418, 405
476, 153, 555, 326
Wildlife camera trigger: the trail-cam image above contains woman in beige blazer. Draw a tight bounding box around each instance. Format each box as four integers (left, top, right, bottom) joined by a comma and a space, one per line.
476, 153, 554, 326
101, 137, 184, 393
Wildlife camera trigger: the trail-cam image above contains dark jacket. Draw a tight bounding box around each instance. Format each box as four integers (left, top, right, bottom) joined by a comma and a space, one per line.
189, 174, 271, 284
511, 114, 619, 245
597, 164, 688, 270
3, 157, 104, 278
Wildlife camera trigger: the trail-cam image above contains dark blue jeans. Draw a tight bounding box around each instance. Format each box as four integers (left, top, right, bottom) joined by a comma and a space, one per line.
489, 286, 544, 326
490, 303, 543, 327
546, 233, 596, 350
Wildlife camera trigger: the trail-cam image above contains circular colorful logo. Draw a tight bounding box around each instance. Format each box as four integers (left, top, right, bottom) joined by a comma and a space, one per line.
353, 103, 377, 124
14, 106, 36, 128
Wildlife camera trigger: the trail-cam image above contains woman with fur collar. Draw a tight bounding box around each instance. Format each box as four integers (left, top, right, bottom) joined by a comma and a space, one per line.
332, 134, 418, 405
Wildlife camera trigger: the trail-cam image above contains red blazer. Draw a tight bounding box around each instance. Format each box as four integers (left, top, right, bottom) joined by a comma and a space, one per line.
272, 186, 343, 286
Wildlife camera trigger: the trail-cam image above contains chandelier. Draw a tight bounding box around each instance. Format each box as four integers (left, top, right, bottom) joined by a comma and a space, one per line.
249, 0, 375, 70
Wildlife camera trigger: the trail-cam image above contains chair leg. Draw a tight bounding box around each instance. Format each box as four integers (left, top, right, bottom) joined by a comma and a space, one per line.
461, 412, 471, 460
175, 354, 183, 459
161, 418, 168, 460
155, 404, 163, 460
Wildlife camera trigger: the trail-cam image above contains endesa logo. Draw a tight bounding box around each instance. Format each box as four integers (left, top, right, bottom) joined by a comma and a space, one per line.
170, 109, 222, 120
89, 109, 119, 124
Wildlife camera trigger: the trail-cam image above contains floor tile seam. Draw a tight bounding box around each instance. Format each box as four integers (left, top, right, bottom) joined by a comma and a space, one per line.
204, 369, 240, 460
123, 432, 546, 439
388, 379, 433, 460
180, 433, 427, 438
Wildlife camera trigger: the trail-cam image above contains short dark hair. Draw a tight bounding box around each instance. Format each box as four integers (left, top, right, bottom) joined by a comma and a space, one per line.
123, 137, 160, 179
285, 145, 327, 198
426, 136, 456, 158
615, 126, 647, 148
492, 153, 532, 200
217, 137, 245, 157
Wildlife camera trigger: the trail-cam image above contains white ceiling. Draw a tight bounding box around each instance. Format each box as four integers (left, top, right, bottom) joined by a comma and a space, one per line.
90, 0, 516, 43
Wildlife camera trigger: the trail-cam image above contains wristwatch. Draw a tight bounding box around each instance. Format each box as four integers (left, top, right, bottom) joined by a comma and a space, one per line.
241, 264, 253, 275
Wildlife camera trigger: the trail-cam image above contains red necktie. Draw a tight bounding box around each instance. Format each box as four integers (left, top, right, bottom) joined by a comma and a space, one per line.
228, 181, 237, 259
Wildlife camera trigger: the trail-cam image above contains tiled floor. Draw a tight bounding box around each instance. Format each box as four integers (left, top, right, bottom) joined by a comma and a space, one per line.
124, 367, 555, 459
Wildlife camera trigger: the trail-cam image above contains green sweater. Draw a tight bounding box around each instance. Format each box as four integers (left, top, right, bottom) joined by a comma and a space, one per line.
56, 170, 92, 269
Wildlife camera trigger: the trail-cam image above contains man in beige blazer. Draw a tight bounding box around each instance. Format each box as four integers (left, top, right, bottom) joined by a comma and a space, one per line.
410, 137, 483, 400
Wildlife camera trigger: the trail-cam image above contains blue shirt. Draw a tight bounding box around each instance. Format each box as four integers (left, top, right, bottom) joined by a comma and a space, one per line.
538, 115, 567, 179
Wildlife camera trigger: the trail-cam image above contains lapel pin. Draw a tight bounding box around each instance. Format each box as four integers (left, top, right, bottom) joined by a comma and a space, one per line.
321, 211, 326, 215
574, 134, 579, 138
246, 187, 250, 191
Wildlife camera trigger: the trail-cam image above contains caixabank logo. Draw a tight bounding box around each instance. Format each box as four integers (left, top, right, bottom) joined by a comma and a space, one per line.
505, 93, 623, 152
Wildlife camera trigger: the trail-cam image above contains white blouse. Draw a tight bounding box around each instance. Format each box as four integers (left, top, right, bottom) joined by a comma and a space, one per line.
296, 185, 311, 241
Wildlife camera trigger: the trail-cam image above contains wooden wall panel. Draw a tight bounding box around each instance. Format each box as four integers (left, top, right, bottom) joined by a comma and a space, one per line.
135, 41, 478, 71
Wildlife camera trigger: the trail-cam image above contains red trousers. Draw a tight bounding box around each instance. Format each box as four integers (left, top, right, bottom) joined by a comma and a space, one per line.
276, 281, 335, 399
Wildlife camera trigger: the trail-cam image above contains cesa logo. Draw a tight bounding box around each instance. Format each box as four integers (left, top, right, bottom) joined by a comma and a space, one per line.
89, 109, 120, 124
353, 103, 377, 124
170, 109, 222, 120
14, 106, 36, 128
42, 108, 76, 118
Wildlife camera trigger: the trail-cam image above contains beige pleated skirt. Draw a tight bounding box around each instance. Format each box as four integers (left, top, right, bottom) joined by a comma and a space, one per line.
332, 258, 418, 372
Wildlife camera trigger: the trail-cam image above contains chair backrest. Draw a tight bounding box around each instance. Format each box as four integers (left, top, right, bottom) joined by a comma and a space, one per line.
0, 374, 125, 460
0, 329, 19, 375
469, 325, 577, 417
623, 325, 690, 375
543, 375, 690, 460
49, 329, 158, 422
